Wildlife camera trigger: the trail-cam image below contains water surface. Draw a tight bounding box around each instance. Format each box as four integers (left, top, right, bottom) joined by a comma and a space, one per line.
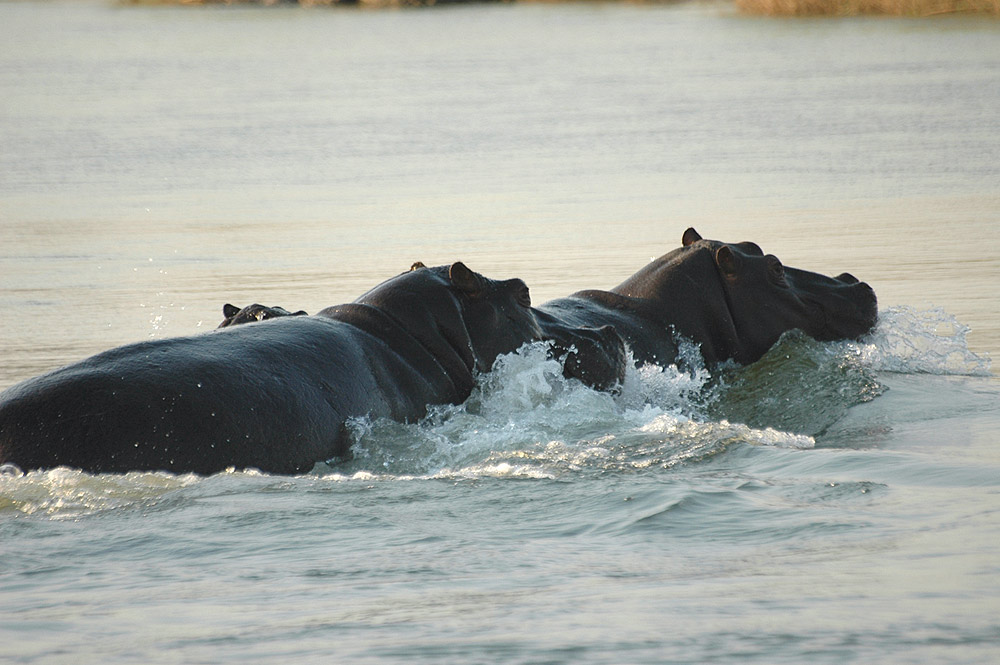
1, 2, 999, 663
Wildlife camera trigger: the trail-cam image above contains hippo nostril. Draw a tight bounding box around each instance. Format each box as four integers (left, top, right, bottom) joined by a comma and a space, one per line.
836, 272, 859, 284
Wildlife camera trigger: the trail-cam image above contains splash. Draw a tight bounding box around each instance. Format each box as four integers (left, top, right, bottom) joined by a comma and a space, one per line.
339, 305, 991, 477
850, 306, 991, 377
709, 330, 885, 437
4, 305, 987, 508
336, 341, 813, 479
0, 466, 199, 519
708, 305, 992, 437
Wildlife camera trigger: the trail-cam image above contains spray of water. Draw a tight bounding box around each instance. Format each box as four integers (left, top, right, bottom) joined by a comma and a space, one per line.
1, 306, 991, 516
851, 306, 991, 377
335, 340, 815, 480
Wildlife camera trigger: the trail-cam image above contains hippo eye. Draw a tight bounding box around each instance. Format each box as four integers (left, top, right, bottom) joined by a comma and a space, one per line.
767, 257, 786, 284
515, 283, 531, 307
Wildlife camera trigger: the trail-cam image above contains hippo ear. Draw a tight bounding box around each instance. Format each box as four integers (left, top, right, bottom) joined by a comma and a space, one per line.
682, 228, 702, 247
449, 261, 483, 296
410, 261, 426, 271
223, 303, 240, 318
715, 245, 740, 277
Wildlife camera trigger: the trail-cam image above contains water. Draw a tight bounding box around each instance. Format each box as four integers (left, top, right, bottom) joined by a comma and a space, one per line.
2, 1, 999, 663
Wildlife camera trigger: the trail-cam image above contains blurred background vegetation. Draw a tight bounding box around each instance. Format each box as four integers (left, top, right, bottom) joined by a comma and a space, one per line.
124, 0, 1000, 18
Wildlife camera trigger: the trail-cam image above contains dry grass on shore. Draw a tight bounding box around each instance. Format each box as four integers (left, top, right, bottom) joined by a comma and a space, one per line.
734, 0, 998, 15
124, 0, 1000, 13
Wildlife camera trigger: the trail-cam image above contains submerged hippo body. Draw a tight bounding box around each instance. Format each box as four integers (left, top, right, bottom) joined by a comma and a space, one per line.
539, 228, 878, 368
218, 303, 308, 328
0, 263, 544, 475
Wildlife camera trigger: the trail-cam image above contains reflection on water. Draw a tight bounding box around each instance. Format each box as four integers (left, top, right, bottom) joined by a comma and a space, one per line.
1, 0, 998, 383
3, 7, 1000, 665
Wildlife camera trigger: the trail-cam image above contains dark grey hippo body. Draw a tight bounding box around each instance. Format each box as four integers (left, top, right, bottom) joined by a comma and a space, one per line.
218, 304, 626, 394
218, 274, 628, 394
539, 228, 878, 368
0, 263, 545, 475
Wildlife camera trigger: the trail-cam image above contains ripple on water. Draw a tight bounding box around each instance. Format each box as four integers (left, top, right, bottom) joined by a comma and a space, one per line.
2, 306, 988, 518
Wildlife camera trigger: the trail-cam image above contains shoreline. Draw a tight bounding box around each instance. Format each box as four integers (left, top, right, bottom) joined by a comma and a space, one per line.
118, 0, 1000, 17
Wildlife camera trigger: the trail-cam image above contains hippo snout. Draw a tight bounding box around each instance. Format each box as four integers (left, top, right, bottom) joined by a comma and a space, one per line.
805, 277, 878, 342
839, 279, 878, 339
858, 281, 878, 333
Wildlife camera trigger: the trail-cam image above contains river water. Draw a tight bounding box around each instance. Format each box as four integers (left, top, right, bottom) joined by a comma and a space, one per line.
1, 1, 999, 663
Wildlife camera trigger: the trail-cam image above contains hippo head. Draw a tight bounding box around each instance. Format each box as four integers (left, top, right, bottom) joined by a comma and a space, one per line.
354, 261, 542, 375
613, 228, 877, 365
680, 228, 878, 363
218, 303, 307, 328
439, 262, 543, 372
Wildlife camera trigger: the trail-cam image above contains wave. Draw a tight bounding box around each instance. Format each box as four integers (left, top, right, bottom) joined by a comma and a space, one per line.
1, 305, 992, 517
710, 305, 991, 436
0, 465, 201, 519
334, 340, 815, 480
328, 304, 993, 477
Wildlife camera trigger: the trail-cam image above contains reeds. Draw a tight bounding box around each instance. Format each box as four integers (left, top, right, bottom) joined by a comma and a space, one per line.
734, 0, 1000, 15
124, 0, 497, 5
123, 0, 1000, 12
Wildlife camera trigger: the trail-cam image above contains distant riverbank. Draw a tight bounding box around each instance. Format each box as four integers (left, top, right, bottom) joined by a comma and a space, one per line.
734, 0, 998, 16
124, 0, 1000, 17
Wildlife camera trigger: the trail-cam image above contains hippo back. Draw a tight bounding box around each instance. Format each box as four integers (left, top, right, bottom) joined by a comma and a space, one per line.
320, 262, 542, 397
0, 262, 543, 475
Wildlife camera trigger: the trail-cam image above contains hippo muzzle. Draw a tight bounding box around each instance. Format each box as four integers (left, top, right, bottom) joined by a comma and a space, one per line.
790, 268, 878, 342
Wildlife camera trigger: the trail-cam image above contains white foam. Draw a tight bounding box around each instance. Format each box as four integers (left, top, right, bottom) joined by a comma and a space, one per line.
341, 340, 813, 478
0, 466, 198, 518
849, 306, 991, 377
9, 306, 980, 497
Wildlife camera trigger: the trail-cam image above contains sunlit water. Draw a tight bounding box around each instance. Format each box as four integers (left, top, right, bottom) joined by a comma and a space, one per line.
2, 2, 999, 663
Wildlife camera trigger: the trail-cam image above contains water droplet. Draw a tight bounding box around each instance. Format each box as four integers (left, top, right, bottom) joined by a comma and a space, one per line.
0, 463, 23, 477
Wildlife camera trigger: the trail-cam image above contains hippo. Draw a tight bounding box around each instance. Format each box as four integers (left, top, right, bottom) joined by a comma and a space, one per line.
220, 301, 625, 393
538, 228, 878, 368
218, 303, 307, 327
215, 262, 626, 393
0, 263, 557, 475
